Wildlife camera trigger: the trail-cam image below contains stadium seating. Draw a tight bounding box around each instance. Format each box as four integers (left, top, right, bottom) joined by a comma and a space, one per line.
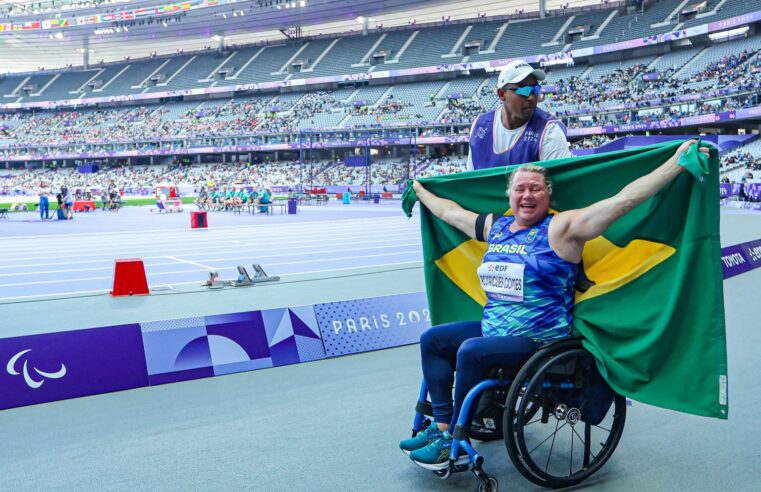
2, 0, 761, 192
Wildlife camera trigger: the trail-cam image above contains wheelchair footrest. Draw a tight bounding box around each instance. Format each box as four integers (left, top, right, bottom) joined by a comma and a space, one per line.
415, 400, 433, 416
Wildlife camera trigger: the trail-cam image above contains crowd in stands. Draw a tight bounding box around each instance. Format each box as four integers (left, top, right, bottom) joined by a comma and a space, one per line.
4, 141, 761, 199
548, 52, 761, 127
721, 151, 761, 173
415, 155, 468, 178
312, 158, 411, 186
2, 102, 265, 148
570, 135, 615, 150
257, 92, 344, 133
438, 100, 483, 125
0, 163, 170, 196
1, 46, 760, 153
354, 97, 412, 116
0, 157, 421, 197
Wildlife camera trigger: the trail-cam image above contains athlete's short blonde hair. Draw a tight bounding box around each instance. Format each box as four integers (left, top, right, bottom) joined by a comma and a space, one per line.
506, 164, 553, 197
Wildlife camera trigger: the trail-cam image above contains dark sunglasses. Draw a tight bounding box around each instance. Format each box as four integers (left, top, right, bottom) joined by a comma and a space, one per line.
507, 84, 542, 97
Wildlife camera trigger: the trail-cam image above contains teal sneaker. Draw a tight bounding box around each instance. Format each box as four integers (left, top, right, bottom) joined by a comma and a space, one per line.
409, 431, 468, 470
399, 422, 442, 455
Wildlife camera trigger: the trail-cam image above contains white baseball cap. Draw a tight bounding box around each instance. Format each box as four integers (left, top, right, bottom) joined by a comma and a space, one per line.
497, 60, 546, 88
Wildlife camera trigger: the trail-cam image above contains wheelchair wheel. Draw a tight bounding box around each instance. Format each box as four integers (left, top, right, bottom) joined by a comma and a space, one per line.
504, 345, 626, 489
476, 476, 498, 492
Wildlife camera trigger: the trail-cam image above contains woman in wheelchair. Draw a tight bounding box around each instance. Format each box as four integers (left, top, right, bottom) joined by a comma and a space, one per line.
401, 141, 709, 486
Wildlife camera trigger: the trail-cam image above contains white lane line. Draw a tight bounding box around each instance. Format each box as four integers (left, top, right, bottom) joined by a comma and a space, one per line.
0, 234, 421, 269
0, 226, 420, 258
166, 256, 215, 271
0, 237, 422, 272
0, 232, 421, 263
2, 215, 411, 240
0, 221, 416, 248
0, 289, 111, 301
0, 250, 420, 287
0, 261, 423, 301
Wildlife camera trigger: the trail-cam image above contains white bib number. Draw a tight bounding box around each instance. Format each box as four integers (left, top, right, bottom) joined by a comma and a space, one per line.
477, 262, 525, 302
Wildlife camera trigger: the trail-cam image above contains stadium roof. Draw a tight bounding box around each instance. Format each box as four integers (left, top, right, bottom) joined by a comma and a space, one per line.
0, 0, 601, 73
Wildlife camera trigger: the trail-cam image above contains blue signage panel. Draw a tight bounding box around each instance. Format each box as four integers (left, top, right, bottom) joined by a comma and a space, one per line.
314, 292, 431, 357
0, 324, 148, 410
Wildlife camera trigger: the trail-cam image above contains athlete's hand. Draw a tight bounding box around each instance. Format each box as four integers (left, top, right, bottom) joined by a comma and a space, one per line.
675, 139, 710, 163
675, 139, 711, 179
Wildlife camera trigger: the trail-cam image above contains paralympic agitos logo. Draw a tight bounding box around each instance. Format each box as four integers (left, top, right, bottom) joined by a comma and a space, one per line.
6, 349, 67, 389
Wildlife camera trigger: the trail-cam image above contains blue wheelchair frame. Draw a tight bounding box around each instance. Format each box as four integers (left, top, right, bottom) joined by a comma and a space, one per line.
412, 377, 509, 483
409, 338, 623, 491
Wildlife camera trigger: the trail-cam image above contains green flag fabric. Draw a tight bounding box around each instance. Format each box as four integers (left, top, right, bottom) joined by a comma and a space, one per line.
402, 140, 728, 419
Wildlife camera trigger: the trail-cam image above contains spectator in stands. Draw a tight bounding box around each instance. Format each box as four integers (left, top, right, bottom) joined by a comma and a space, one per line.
467, 60, 571, 171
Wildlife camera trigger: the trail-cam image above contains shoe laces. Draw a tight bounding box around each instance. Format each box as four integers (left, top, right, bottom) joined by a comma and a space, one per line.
424, 424, 442, 440
424, 433, 452, 452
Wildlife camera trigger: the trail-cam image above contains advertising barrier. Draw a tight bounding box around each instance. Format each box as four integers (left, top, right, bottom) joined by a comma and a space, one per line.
0, 324, 148, 410
315, 292, 431, 357
140, 306, 325, 385
721, 239, 761, 279
0, 293, 430, 410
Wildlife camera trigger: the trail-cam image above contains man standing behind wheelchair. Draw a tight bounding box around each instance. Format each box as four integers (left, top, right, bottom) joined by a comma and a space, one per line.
401, 139, 710, 469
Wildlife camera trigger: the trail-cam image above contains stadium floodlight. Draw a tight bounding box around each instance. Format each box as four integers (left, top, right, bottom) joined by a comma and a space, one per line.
356, 16, 365, 24
299, 0, 306, 7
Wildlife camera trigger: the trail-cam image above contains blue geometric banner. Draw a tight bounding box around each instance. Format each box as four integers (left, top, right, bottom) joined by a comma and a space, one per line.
140, 305, 325, 386
314, 292, 431, 357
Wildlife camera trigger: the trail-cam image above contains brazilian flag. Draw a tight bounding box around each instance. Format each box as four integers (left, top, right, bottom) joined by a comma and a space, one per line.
402, 140, 728, 419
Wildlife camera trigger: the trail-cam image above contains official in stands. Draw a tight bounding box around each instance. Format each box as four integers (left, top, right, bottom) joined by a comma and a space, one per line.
62, 186, 74, 219
101, 190, 110, 211
39, 187, 50, 220
195, 187, 209, 210
467, 60, 572, 171
257, 186, 272, 214
401, 140, 710, 469
210, 188, 222, 210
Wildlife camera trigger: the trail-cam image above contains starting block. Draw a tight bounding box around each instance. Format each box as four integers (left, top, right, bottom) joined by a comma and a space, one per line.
111, 258, 150, 296
205, 271, 225, 289
231, 264, 280, 287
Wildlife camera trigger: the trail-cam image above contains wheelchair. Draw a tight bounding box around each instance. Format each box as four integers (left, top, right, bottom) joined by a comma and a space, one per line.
409, 338, 627, 491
